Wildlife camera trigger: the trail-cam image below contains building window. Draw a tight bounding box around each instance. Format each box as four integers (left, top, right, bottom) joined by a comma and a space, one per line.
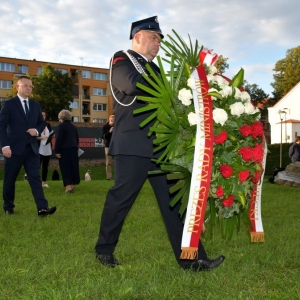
38, 66, 43, 74
93, 103, 107, 111
93, 88, 107, 96
93, 72, 107, 81
55, 68, 67, 75
0, 80, 13, 89
93, 118, 107, 123
69, 101, 79, 109
0, 63, 15, 72
72, 116, 79, 122
18, 65, 28, 74
82, 70, 91, 78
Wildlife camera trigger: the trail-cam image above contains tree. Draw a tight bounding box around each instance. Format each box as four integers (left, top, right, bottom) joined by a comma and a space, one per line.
30, 64, 74, 121
214, 55, 229, 74
244, 82, 269, 105
271, 45, 300, 100
244, 81, 269, 116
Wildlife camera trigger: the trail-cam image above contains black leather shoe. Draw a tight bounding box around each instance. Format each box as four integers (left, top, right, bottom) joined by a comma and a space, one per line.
5, 209, 15, 215
96, 253, 121, 268
184, 255, 225, 271
38, 207, 57, 217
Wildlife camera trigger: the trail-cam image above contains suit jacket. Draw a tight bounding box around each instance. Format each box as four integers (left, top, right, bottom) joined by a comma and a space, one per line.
109, 50, 160, 158
0, 96, 45, 155
54, 120, 79, 153
102, 122, 113, 147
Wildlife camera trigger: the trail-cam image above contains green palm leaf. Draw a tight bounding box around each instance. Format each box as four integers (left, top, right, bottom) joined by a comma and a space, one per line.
133, 30, 203, 220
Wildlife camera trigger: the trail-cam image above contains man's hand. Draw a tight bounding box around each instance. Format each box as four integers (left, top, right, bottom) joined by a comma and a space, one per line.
2, 147, 12, 158
56, 154, 61, 158
27, 128, 38, 136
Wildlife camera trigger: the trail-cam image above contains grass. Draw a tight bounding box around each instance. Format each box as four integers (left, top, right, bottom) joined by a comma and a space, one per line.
0, 170, 300, 299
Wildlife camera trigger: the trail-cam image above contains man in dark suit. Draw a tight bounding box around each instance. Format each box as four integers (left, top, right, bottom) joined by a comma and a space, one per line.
0, 76, 56, 217
95, 16, 225, 271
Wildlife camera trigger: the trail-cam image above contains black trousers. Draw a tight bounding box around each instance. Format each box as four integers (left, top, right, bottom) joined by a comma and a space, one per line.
95, 155, 207, 267
40, 154, 50, 182
59, 148, 80, 187
3, 145, 49, 211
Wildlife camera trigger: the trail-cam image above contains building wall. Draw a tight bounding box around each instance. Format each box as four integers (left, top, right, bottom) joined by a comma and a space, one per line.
0, 56, 113, 124
268, 82, 300, 144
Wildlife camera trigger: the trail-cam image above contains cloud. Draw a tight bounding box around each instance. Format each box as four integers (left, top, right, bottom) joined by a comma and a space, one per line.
0, 0, 299, 95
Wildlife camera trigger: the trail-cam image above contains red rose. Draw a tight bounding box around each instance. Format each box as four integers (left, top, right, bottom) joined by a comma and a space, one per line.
219, 164, 233, 178
222, 195, 234, 207
238, 170, 250, 183
252, 170, 261, 184
239, 124, 252, 137
252, 144, 264, 162
214, 130, 227, 144
251, 121, 264, 139
238, 146, 252, 162
216, 186, 224, 197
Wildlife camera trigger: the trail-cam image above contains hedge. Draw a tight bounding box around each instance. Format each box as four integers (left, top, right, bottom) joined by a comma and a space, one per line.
265, 143, 292, 175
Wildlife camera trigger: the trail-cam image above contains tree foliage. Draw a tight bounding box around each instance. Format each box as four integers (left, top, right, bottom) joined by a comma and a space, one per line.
30, 64, 74, 121
244, 81, 269, 104
271, 45, 300, 100
214, 55, 229, 74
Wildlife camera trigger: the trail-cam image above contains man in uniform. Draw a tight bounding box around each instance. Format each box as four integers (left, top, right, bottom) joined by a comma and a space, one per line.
95, 16, 225, 271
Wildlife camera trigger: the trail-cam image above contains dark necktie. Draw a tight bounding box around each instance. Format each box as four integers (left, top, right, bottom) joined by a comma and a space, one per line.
23, 100, 29, 121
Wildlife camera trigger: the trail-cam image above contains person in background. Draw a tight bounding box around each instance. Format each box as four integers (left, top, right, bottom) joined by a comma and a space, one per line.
94, 16, 225, 271
23, 173, 28, 181
52, 165, 60, 181
289, 136, 300, 163
0, 75, 56, 217
102, 115, 114, 180
54, 110, 80, 193
37, 110, 53, 188
85, 170, 91, 181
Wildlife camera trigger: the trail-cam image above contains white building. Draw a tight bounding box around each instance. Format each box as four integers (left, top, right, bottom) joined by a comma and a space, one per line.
268, 82, 300, 144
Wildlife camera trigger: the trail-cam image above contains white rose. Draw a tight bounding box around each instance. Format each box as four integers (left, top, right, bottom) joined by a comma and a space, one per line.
244, 101, 255, 114
178, 88, 193, 106
208, 65, 217, 75
187, 78, 194, 89
234, 87, 242, 99
220, 85, 233, 97
213, 108, 228, 126
215, 75, 229, 88
230, 102, 245, 116
207, 74, 214, 84
241, 91, 251, 102
188, 112, 198, 126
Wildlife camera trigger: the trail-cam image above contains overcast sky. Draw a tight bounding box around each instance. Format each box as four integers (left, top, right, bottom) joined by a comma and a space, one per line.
1, 0, 299, 96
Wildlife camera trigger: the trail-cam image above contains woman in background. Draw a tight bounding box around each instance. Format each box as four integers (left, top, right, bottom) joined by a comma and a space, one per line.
37, 110, 53, 188
54, 110, 80, 193
289, 136, 300, 163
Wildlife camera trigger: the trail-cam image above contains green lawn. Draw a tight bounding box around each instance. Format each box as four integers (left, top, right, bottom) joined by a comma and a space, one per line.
0, 172, 299, 299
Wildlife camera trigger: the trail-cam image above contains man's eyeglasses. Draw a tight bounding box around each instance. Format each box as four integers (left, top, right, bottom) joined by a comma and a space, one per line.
17, 84, 34, 89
